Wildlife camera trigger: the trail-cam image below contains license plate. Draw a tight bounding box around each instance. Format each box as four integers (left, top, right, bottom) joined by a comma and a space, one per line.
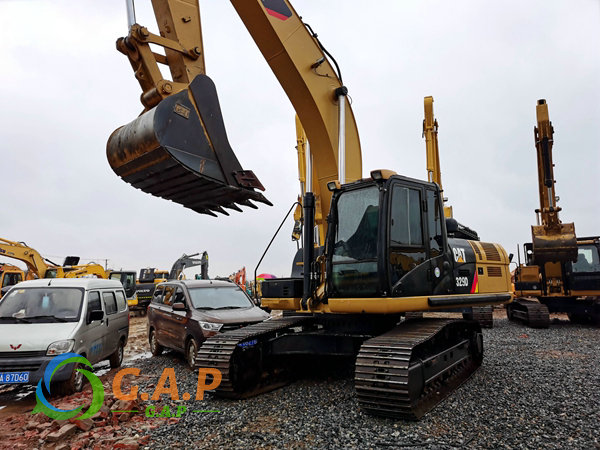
0, 372, 29, 383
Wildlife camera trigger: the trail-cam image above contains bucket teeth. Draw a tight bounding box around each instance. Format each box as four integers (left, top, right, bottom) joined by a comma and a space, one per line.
209, 206, 230, 216
223, 203, 243, 213
253, 193, 274, 206
239, 200, 258, 210
195, 208, 218, 217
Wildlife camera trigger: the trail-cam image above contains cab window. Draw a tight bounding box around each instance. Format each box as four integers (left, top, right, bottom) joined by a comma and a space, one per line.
331, 186, 380, 297
426, 190, 442, 257
103, 292, 118, 315
389, 185, 426, 286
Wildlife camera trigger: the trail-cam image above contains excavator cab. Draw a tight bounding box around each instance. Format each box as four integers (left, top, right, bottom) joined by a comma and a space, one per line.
107, 2, 270, 216
327, 173, 452, 299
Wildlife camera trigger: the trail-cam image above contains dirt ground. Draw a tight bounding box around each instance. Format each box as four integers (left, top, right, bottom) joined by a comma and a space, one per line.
0, 309, 573, 449
0, 316, 154, 449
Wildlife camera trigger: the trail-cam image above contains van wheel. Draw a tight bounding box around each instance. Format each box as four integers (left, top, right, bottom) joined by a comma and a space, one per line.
109, 340, 125, 368
186, 338, 199, 369
55, 363, 85, 396
149, 329, 163, 356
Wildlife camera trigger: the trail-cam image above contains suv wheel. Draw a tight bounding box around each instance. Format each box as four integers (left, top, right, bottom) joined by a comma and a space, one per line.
109, 339, 125, 368
149, 329, 163, 356
186, 338, 198, 369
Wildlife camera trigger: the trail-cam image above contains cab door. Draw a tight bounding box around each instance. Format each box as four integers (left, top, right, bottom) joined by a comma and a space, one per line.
387, 182, 429, 296
424, 188, 453, 295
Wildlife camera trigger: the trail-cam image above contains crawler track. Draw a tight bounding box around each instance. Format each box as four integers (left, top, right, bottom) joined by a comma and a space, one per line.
464, 306, 494, 328
507, 298, 550, 328
195, 316, 311, 398
354, 318, 483, 420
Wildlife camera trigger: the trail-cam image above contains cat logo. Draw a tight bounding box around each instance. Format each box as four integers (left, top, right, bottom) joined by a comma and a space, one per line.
452, 247, 466, 263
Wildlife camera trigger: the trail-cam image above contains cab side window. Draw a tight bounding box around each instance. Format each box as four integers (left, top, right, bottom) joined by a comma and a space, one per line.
88, 291, 102, 312
103, 292, 118, 315
115, 291, 127, 311
389, 185, 426, 287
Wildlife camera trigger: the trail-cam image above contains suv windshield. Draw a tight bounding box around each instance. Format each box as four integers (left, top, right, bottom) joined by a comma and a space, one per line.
188, 287, 252, 310
0, 287, 83, 322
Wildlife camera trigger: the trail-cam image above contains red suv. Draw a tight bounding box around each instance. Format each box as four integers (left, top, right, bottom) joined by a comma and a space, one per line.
147, 279, 269, 368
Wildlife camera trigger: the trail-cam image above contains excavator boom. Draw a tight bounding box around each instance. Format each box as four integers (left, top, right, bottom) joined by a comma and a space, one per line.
531, 99, 577, 264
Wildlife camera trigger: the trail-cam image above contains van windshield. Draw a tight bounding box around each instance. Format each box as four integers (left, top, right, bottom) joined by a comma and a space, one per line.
188, 287, 253, 310
0, 288, 83, 323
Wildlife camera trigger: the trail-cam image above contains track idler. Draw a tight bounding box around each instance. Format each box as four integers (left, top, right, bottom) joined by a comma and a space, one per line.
106, 74, 271, 216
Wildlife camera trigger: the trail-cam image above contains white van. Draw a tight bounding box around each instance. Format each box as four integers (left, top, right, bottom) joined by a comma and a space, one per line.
0, 278, 129, 394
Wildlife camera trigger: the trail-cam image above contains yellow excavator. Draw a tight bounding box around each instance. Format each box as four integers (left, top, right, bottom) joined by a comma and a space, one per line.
509, 100, 600, 327
0, 264, 26, 298
108, 0, 512, 419
422, 96, 495, 327
0, 238, 108, 280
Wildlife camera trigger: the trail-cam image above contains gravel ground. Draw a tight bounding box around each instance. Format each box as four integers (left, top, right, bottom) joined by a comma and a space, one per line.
124, 316, 600, 449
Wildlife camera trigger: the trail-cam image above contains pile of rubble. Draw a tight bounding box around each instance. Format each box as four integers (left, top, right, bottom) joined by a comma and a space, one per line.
0, 388, 166, 449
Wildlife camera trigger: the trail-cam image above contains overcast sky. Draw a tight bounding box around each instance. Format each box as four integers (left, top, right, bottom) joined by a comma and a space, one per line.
1, 0, 599, 279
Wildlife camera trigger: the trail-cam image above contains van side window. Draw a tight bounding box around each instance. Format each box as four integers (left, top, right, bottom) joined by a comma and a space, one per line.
88, 291, 102, 312
115, 291, 127, 311
103, 292, 118, 315
163, 286, 175, 306
152, 286, 164, 304
174, 287, 185, 305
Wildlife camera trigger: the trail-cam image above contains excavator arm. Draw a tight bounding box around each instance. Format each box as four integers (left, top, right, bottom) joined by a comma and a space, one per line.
423, 96, 452, 218
168, 251, 208, 280
531, 99, 577, 264
0, 238, 52, 279
108, 0, 361, 224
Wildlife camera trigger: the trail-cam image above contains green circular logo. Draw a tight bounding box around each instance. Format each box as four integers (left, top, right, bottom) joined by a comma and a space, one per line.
33, 352, 104, 420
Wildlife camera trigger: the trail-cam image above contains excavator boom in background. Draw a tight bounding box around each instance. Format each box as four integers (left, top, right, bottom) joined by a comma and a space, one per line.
0, 238, 107, 280
135, 251, 209, 311
509, 99, 600, 327
111, 0, 512, 420
421, 96, 494, 327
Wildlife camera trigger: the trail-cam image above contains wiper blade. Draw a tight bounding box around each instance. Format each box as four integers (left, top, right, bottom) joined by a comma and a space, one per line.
0, 316, 31, 323
22, 315, 68, 322
212, 306, 244, 310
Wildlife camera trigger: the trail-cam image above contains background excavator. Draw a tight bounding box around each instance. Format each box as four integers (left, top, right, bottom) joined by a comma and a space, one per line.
134, 252, 209, 312
108, 0, 512, 419
422, 96, 495, 328
0, 238, 108, 280
0, 264, 25, 298
509, 99, 600, 327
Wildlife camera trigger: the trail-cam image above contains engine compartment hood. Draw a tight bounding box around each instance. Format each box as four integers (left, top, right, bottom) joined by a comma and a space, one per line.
0, 322, 78, 352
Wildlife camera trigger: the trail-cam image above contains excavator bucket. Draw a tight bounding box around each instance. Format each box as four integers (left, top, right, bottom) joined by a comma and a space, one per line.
531, 222, 577, 264
107, 75, 271, 216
